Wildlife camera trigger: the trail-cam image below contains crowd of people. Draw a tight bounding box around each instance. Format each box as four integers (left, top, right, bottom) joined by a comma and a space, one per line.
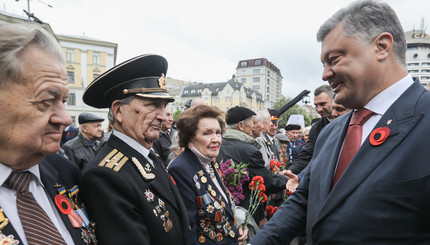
1, 0, 430, 245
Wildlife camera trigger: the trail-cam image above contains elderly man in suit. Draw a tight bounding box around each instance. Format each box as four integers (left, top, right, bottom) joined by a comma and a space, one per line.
80, 54, 189, 245
251, 0, 430, 244
0, 21, 94, 245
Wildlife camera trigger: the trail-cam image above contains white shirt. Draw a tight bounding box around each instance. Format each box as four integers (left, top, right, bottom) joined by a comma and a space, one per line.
112, 129, 154, 167
0, 163, 74, 245
360, 74, 414, 144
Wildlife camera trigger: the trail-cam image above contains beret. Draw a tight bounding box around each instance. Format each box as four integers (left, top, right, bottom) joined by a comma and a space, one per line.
285, 124, 301, 131
226, 106, 256, 125
78, 112, 105, 124
83, 54, 174, 108
275, 133, 290, 142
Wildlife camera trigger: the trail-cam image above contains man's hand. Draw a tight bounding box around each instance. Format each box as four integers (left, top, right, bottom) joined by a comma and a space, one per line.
284, 170, 299, 193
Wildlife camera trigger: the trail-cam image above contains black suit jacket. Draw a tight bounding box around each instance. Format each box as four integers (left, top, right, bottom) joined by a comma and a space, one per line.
169, 148, 238, 245
1, 154, 87, 245
288, 117, 331, 174
80, 134, 189, 245
251, 80, 430, 244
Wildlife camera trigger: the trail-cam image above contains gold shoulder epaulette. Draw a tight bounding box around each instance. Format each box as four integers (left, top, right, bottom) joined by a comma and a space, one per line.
98, 149, 129, 172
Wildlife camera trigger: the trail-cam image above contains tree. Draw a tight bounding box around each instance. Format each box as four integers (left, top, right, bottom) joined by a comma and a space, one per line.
273, 97, 314, 129
173, 109, 182, 120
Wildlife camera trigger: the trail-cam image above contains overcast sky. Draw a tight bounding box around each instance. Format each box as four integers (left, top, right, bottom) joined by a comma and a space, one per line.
2, 0, 429, 105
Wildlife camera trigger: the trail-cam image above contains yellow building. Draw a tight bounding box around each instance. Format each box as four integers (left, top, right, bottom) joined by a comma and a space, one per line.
57, 35, 118, 129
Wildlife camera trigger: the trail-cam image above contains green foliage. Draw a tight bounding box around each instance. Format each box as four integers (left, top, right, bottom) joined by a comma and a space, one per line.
173, 109, 182, 120
273, 97, 314, 128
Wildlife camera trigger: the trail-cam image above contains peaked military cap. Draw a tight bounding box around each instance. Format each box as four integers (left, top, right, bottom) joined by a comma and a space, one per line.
268, 109, 280, 122
83, 54, 175, 108
226, 106, 256, 125
78, 112, 105, 124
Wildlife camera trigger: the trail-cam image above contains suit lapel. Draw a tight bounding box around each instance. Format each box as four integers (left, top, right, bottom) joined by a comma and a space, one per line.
0, 209, 23, 244
314, 117, 347, 203
39, 160, 85, 245
315, 81, 425, 225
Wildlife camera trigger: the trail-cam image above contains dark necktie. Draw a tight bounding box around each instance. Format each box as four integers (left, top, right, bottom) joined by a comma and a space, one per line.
149, 150, 161, 168
332, 109, 374, 187
5, 171, 67, 245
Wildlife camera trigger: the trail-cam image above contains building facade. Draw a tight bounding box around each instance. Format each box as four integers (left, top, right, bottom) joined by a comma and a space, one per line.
181, 76, 264, 112
235, 58, 283, 108
405, 23, 430, 88
58, 35, 118, 129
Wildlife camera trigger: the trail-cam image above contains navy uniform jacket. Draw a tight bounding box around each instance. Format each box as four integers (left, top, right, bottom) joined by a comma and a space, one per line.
169, 148, 238, 245
251, 81, 430, 244
286, 139, 304, 164
0, 154, 90, 245
80, 134, 189, 245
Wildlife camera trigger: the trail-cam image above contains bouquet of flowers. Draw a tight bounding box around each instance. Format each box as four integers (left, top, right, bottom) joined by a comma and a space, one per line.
242, 176, 268, 229
270, 159, 282, 175
219, 159, 249, 205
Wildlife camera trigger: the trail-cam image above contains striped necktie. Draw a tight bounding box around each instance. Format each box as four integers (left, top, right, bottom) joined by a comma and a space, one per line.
6, 171, 67, 245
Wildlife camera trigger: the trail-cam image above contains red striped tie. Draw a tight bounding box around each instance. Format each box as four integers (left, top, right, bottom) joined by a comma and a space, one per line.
6, 171, 67, 245
332, 108, 374, 187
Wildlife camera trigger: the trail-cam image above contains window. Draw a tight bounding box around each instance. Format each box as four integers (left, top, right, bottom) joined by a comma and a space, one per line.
241, 69, 246, 75
422, 62, 430, 66
422, 69, 430, 73
252, 85, 260, 90
421, 76, 430, 80
71, 116, 76, 125
252, 69, 260, 75
67, 71, 75, 83
241, 61, 247, 67
253, 77, 260, 82
408, 70, 419, 73
241, 78, 246, 83
93, 73, 100, 79
255, 60, 261, 66
225, 96, 231, 102
67, 93, 76, 106
93, 52, 100, 65
66, 49, 74, 62
407, 63, 419, 67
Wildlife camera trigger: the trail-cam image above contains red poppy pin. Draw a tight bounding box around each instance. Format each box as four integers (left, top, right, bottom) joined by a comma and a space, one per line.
369, 127, 390, 146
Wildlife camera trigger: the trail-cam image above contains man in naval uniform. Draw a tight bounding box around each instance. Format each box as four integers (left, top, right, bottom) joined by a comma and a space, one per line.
80, 54, 189, 245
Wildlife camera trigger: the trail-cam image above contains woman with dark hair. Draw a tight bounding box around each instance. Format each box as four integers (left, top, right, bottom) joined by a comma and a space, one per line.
168, 104, 247, 245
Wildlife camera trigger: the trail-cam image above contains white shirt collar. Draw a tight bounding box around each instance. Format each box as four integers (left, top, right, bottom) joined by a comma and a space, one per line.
364, 74, 414, 115
112, 129, 153, 166
0, 163, 43, 187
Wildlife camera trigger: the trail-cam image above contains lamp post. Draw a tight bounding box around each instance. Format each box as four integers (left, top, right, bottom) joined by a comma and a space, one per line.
16, 0, 52, 22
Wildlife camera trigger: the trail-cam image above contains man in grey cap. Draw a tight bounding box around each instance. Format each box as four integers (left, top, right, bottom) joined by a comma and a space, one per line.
62, 112, 105, 169
79, 54, 189, 245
